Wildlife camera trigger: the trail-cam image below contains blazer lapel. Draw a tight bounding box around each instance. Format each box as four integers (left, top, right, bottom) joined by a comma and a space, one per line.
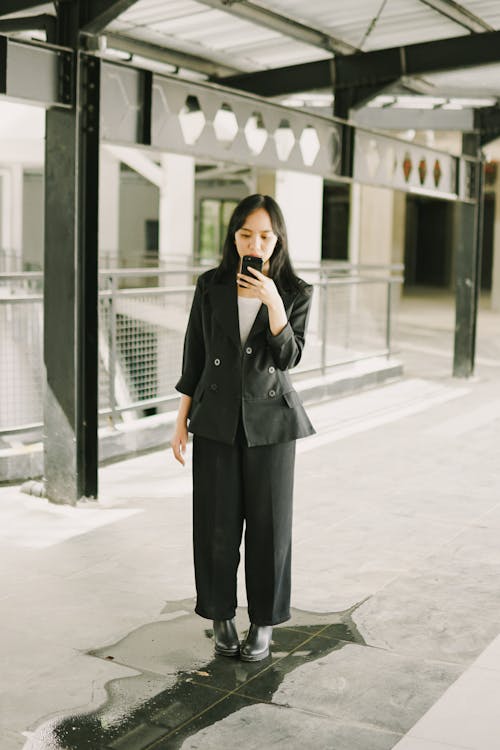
208, 278, 241, 351
208, 276, 298, 348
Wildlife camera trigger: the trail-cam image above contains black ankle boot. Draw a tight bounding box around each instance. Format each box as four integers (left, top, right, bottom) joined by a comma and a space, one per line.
240, 624, 273, 662
213, 619, 240, 657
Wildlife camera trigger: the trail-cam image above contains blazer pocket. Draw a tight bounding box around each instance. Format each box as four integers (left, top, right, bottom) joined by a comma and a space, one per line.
282, 391, 296, 408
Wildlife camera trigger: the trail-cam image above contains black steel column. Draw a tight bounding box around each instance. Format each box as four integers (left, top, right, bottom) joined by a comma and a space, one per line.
453, 134, 483, 377
44, 52, 100, 504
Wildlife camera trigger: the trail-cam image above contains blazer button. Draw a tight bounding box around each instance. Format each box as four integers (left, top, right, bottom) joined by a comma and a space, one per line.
245, 346, 253, 355
269, 389, 276, 398
214, 358, 221, 366
268, 366, 275, 374
210, 383, 218, 391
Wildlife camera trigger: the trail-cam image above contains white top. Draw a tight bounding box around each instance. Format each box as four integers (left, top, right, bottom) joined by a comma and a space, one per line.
237, 296, 262, 345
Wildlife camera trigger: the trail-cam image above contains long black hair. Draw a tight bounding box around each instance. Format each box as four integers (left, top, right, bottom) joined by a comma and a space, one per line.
216, 194, 302, 293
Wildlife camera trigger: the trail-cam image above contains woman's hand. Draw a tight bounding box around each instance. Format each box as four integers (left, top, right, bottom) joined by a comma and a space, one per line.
171, 394, 192, 466
237, 267, 282, 309
171, 421, 188, 465
237, 267, 288, 336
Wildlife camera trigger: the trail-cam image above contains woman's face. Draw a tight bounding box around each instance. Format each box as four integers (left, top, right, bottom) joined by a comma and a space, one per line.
234, 208, 278, 272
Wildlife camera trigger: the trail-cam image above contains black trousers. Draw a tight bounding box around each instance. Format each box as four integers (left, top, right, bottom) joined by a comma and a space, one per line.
192, 420, 296, 626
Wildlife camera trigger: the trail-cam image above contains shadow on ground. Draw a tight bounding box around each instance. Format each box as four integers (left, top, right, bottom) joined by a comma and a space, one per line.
23, 600, 367, 750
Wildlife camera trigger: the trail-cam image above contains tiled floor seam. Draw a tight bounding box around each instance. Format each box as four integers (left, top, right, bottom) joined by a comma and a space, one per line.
232, 688, 406, 738
145, 690, 263, 749
144, 625, 334, 749
397, 733, 473, 750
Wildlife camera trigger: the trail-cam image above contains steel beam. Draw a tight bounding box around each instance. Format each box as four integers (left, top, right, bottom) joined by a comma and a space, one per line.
0, 36, 6, 92
220, 29, 500, 98
417, 0, 493, 33
100, 60, 152, 144
0, 1, 48, 15
81, 0, 138, 35
0, 14, 56, 42
103, 32, 238, 77
0, 34, 73, 107
453, 133, 483, 377
196, 0, 357, 55
475, 105, 500, 146
353, 105, 475, 131
334, 30, 500, 90
220, 58, 333, 97
44, 52, 100, 504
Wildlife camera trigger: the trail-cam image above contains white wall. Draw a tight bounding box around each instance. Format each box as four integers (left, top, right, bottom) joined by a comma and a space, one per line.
159, 153, 195, 265
275, 170, 324, 265
99, 148, 120, 266
119, 170, 159, 266
357, 185, 406, 267
22, 172, 44, 270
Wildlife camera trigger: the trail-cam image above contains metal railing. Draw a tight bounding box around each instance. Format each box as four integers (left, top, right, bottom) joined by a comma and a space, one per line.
0, 263, 403, 437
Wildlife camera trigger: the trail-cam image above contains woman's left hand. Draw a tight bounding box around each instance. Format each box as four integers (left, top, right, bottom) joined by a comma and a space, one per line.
237, 267, 283, 310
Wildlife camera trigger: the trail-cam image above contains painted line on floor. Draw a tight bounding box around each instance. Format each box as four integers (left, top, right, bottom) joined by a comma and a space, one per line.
298, 380, 469, 453
399, 340, 500, 367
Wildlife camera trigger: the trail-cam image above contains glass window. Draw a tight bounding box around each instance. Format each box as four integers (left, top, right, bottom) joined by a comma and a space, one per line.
199, 199, 238, 261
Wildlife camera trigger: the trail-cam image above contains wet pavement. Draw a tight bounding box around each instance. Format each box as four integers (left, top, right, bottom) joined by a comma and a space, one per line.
2, 291, 500, 750
31, 611, 371, 750
18, 604, 460, 750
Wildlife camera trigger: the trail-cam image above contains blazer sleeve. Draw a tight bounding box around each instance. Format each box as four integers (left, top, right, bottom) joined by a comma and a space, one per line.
175, 277, 205, 397
266, 283, 313, 371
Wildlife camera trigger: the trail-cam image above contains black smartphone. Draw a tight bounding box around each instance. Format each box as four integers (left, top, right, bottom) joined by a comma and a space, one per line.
241, 255, 263, 277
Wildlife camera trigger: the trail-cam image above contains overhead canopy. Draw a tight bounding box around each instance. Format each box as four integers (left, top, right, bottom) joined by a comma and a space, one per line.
0, 1, 487, 506
1, 0, 500, 110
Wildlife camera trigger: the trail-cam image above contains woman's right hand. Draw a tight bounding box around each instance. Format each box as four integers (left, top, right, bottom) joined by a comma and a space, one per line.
171, 420, 188, 466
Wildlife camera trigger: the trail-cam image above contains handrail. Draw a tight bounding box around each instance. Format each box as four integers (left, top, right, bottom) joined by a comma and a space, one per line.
0, 264, 403, 437
0, 262, 404, 283
1, 275, 404, 302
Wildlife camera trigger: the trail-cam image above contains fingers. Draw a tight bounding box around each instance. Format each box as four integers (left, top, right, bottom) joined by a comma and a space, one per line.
237, 272, 259, 285
171, 438, 186, 466
247, 266, 265, 279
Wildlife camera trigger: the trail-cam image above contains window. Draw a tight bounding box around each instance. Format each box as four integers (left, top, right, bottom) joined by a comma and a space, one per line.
199, 199, 238, 261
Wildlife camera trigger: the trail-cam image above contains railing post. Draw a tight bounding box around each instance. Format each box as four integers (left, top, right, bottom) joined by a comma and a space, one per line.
108, 273, 118, 427
385, 280, 392, 358
321, 271, 328, 375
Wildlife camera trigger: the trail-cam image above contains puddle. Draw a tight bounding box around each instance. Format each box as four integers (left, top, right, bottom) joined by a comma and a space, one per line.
23, 600, 367, 749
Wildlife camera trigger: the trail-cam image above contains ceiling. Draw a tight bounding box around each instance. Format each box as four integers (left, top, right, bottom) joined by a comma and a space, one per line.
2, 0, 500, 117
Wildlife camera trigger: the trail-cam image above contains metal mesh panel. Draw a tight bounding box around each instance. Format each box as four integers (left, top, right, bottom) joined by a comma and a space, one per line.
0, 274, 44, 433
1, 267, 401, 436
98, 281, 193, 422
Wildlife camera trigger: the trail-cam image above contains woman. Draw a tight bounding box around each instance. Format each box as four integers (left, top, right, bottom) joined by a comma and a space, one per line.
171, 194, 315, 661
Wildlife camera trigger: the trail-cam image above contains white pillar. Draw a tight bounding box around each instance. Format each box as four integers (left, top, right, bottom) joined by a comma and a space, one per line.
157, 153, 195, 412
348, 183, 361, 265
0, 171, 6, 260
99, 147, 120, 267
159, 153, 195, 266
352, 184, 406, 335
358, 185, 395, 266
0, 165, 23, 270
273, 170, 324, 360
274, 170, 323, 265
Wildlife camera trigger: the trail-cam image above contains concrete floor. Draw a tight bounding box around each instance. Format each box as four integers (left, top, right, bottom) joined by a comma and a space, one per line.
1, 289, 500, 750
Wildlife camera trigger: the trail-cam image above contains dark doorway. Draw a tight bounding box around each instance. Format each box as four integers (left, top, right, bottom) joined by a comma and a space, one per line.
322, 183, 350, 261
404, 197, 453, 288
481, 193, 494, 291
405, 193, 495, 291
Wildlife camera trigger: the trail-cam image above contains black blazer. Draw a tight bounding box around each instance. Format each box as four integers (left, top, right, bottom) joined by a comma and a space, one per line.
175, 267, 316, 446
